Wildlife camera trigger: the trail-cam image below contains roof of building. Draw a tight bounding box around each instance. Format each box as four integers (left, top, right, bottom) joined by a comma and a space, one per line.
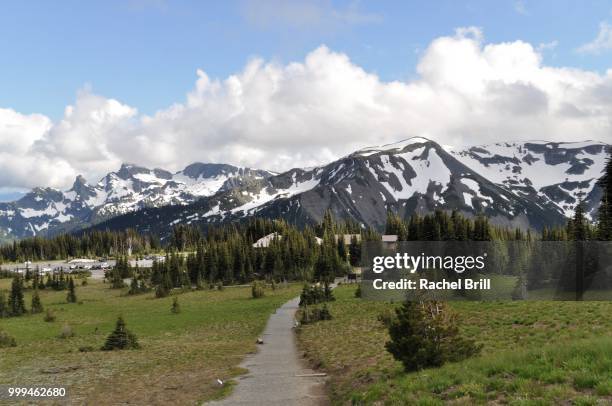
253, 232, 283, 248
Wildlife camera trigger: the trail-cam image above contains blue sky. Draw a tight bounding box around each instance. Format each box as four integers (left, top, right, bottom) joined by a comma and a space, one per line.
1, 0, 611, 201
1, 0, 611, 119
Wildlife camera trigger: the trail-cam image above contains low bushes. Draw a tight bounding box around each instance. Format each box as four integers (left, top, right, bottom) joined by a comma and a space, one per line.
299, 283, 334, 306
300, 304, 333, 324
0, 330, 16, 348
251, 281, 265, 298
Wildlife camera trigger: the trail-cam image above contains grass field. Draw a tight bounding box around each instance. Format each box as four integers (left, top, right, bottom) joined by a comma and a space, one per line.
297, 285, 612, 405
0, 277, 301, 405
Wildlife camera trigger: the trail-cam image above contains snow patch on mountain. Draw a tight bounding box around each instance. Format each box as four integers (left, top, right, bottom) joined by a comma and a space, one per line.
451, 141, 609, 218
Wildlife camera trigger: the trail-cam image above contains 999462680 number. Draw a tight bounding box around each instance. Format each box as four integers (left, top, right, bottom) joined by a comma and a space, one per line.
0, 386, 67, 399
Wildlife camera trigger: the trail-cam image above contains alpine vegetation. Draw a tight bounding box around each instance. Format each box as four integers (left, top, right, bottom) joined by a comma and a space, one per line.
101, 316, 140, 351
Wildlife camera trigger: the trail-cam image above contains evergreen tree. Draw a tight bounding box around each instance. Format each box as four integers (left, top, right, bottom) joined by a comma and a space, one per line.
128, 275, 139, 295
348, 235, 361, 267
597, 147, 612, 240
171, 296, 181, 314
336, 237, 347, 261
8, 275, 26, 316
570, 200, 589, 241
101, 316, 140, 351
155, 269, 172, 298
66, 278, 77, 303
386, 299, 481, 372
109, 267, 125, 289
31, 288, 44, 314
0, 291, 7, 318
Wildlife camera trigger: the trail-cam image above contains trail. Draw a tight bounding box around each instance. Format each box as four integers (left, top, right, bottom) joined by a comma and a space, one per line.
207, 297, 328, 405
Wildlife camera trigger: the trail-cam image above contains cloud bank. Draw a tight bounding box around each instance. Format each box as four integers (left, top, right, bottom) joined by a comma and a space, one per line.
2, 27, 611, 191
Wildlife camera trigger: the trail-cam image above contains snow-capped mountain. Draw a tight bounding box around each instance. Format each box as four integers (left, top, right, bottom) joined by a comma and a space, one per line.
92, 137, 607, 238
2, 138, 608, 240
450, 141, 609, 219
0, 163, 272, 239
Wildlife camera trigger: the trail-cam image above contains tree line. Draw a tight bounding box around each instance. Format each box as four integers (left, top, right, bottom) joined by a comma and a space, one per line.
0, 229, 160, 263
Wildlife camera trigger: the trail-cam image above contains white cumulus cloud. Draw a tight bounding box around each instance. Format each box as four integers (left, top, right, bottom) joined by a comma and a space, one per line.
1, 27, 611, 192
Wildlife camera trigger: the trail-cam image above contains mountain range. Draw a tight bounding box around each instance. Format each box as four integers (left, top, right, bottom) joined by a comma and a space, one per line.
0, 138, 608, 240
0, 163, 272, 240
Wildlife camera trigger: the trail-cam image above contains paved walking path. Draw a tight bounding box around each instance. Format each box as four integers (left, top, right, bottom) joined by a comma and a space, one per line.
207, 297, 328, 405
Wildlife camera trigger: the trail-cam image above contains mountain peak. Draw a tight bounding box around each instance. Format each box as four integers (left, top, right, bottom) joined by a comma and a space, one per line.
69, 174, 96, 200
180, 162, 240, 180
73, 174, 87, 186
116, 163, 151, 179
353, 136, 434, 157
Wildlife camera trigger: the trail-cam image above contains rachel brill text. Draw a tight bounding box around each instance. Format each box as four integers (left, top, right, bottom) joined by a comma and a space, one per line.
372, 278, 491, 291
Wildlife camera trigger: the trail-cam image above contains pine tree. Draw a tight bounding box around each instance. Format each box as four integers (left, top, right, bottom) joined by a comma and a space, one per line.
101, 316, 140, 351
571, 200, 588, 241
31, 288, 44, 313
386, 299, 481, 372
8, 275, 26, 316
171, 296, 181, 314
66, 278, 77, 303
110, 267, 125, 289
336, 237, 347, 261
155, 273, 171, 298
348, 235, 361, 267
597, 146, 612, 240
0, 291, 7, 318
128, 275, 139, 295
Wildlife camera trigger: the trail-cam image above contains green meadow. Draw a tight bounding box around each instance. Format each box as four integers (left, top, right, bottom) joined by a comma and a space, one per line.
297, 285, 612, 405
0, 277, 300, 405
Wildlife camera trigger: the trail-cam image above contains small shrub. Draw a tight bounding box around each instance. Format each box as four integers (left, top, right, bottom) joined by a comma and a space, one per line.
354, 284, 362, 298
299, 283, 335, 306
251, 281, 265, 299
155, 283, 169, 298
79, 346, 94, 352
195, 276, 204, 290
300, 304, 333, 324
511, 275, 526, 300
318, 304, 332, 320
0, 330, 17, 348
595, 380, 612, 396
0, 291, 7, 318
44, 309, 56, 322
81, 279, 88, 286
101, 316, 140, 351
573, 373, 598, 390
217, 282, 224, 291
59, 323, 75, 339
377, 308, 396, 328
31, 289, 44, 314
66, 278, 77, 303
171, 297, 181, 314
